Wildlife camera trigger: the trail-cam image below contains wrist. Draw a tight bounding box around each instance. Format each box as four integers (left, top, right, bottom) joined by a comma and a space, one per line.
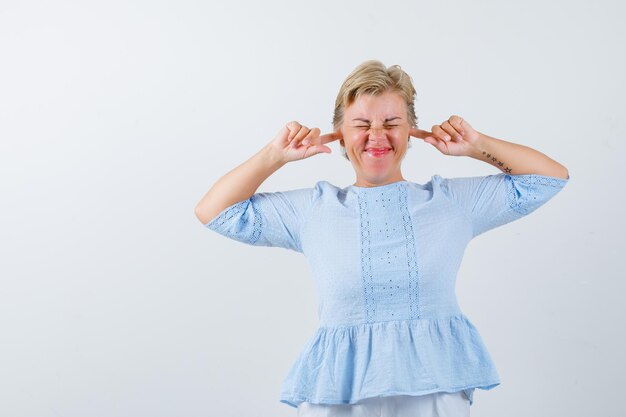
468, 132, 490, 159
259, 144, 287, 170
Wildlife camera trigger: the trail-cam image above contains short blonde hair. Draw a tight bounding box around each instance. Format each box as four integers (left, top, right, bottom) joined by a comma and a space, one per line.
332, 60, 418, 131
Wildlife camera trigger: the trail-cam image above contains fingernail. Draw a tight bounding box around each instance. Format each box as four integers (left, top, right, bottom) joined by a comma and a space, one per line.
303, 139, 309, 145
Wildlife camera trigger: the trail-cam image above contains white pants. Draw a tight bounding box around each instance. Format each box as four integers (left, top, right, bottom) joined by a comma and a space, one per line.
297, 391, 470, 417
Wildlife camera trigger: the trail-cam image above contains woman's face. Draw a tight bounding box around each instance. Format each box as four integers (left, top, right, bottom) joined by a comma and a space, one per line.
340, 90, 411, 187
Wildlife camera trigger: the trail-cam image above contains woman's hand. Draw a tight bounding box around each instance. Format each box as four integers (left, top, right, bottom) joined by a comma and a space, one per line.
267, 121, 341, 164
410, 115, 481, 157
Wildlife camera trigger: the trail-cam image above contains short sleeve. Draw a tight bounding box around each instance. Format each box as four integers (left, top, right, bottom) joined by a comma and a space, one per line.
439, 172, 570, 238
204, 185, 318, 253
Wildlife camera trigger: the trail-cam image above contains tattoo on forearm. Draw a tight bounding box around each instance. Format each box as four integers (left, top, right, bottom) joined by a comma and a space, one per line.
482, 151, 513, 173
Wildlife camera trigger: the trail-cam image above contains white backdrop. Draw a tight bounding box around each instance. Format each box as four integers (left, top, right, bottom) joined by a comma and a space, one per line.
1, 1, 624, 416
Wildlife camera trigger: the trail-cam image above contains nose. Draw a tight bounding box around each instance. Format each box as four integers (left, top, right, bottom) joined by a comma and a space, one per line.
368, 125, 386, 140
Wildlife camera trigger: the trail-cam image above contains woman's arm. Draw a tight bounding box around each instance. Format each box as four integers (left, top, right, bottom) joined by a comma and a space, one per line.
194, 121, 336, 225
410, 116, 569, 179
194, 144, 285, 225
468, 132, 570, 179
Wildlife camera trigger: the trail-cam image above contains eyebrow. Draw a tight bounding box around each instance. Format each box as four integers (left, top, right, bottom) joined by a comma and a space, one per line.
352, 117, 402, 123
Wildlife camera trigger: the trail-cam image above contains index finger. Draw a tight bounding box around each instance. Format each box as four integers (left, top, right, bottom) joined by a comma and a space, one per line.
317, 131, 343, 144
409, 127, 432, 140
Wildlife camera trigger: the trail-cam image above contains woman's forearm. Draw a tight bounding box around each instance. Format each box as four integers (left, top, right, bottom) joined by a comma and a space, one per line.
468, 132, 569, 179
194, 144, 285, 224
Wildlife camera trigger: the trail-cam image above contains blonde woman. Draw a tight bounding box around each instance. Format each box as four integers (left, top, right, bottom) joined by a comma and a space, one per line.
195, 60, 570, 417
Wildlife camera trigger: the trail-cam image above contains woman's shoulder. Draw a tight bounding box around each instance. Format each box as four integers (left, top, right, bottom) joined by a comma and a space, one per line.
311, 180, 347, 192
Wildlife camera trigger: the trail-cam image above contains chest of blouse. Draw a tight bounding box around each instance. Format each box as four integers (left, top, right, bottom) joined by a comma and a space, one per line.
300, 182, 473, 326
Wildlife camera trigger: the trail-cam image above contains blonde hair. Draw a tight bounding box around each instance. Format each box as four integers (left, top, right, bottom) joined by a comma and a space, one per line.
332, 60, 418, 131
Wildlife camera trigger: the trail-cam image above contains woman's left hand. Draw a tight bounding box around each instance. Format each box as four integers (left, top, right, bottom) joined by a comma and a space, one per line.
410, 115, 481, 157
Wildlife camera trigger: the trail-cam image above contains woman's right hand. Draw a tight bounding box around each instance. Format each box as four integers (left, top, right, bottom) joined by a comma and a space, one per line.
267, 121, 341, 164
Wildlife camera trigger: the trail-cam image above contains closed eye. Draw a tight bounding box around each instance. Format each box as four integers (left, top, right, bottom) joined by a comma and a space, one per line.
354, 125, 399, 128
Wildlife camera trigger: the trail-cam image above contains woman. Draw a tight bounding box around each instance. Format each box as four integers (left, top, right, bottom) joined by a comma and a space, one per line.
195, 60, 570, 417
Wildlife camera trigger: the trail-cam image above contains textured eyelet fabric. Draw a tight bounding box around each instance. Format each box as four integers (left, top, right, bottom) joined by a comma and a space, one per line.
205, 173, 570, 409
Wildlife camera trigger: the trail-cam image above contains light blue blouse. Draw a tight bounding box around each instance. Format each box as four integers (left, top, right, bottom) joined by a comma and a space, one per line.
204, 172, 570, 408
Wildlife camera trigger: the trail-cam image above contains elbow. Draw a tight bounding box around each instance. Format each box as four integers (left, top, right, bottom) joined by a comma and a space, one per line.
541, 163, 569, 180
195, 205, 211, 225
